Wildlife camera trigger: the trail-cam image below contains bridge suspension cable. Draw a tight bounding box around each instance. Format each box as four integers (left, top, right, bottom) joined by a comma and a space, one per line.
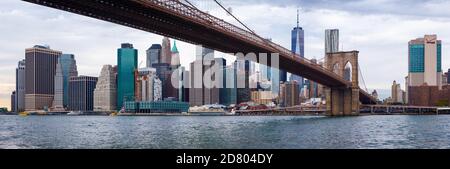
359, 65, 368, 92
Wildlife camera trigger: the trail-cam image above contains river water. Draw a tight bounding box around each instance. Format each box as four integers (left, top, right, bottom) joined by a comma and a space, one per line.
1, 115, 450, 149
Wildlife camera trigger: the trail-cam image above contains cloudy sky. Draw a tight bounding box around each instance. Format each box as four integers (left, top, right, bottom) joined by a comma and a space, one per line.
1, 0, 450, 109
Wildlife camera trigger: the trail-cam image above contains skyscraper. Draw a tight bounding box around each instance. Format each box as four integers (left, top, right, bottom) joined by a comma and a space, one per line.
25, 45, 62, 111
189, 45, 216, 106
59, 54, 78, 107
204, 58, 226, 105
161, 37, 172, 65
15, 59, 25, 113
407, 35, 443, 106
117, 43, 138, 110
146, 44, 161, 68
189, 60, 204, 106
280, 81, 300, 107
52, 58, 64, 111
290, 9, 305, 89
94, 65, 117, 111
171, 40, 181, 68
223, 64, 237, 105
153, 63, 176, 100
325, 29, 339, 54
391, 80, 403, 104
236, 59, 251, 104
68, 76, 98, 111
407, 35, 442, 87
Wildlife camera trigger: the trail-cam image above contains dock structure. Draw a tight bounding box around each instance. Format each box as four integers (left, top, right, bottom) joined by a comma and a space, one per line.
360, 105, 450, 115
236, 106, 327, 116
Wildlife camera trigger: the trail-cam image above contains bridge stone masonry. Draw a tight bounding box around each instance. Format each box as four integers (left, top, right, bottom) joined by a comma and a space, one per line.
325, 51, 360, 116
22, 0, 377, 116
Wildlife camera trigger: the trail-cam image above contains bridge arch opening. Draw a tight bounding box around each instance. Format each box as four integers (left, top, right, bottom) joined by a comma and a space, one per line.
344, 61, 352, 81
332, 63, 340, 75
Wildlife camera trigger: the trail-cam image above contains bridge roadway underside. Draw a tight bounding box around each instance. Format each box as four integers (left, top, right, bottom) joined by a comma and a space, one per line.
22, 0, 376, 105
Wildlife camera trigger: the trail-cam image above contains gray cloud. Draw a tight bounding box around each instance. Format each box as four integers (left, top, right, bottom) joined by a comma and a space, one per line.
1, 0, 450, 108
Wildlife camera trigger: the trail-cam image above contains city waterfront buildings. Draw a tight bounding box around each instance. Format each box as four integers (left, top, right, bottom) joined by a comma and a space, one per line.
325, 29, 340, 54
117, 43, 138, 110
93, 65, 117, 111
251, 91, 275, 105
25, 45, 62, 111
124, 101, 189, 113
15, 59, 25, 113
189, 45, 216, 106
406, 35, 444, 106
68, 76, 98, 111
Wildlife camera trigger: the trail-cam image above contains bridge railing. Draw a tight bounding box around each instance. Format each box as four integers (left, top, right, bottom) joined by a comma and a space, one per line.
139, 0, 348, 84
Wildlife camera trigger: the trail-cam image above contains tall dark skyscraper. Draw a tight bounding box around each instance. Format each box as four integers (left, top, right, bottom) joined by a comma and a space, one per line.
290, 9, 305, 89
15, 59, 25, 113
236, 59, 251, 104
146, 44, 162, 68
68, 76, 98, 111
117, 43, 138, 110
25, 45, 62, 111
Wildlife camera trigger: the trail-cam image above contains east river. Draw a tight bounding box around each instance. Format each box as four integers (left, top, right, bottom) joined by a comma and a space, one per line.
1, 115, 450, 149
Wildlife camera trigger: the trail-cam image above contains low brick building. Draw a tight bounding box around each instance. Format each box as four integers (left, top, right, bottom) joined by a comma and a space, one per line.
408, 85, 450, 106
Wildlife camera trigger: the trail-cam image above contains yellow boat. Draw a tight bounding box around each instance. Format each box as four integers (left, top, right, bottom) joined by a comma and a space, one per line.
19, 112, 29, 116
110, 112, 118, 116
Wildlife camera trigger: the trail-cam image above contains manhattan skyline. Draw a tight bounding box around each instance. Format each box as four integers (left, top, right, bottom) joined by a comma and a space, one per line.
1, 0, 450, 109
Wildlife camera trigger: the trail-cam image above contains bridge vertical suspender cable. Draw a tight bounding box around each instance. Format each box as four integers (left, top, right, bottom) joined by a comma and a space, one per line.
359, 65, 368, 92
211, 0, 284, 53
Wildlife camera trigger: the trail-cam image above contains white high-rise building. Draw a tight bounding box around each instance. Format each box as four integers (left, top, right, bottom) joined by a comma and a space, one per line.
52, 59, 65, 111
94, 65, 117, 111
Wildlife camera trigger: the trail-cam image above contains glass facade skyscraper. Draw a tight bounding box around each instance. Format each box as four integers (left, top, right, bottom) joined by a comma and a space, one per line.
407, 35, 442, 87
290, 10, 305, 91
117, 43, 138, 110
68, 76, 98, 111
59, 54, 78, 107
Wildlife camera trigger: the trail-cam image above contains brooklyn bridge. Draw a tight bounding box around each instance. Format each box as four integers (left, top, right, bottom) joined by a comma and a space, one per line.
23, 0, 378, 116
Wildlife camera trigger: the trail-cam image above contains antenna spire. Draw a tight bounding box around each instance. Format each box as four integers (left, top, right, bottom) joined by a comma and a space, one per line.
297, 8, 299, 28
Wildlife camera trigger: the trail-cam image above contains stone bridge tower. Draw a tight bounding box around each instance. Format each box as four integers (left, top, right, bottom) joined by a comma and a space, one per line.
325, 51, 360, 116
